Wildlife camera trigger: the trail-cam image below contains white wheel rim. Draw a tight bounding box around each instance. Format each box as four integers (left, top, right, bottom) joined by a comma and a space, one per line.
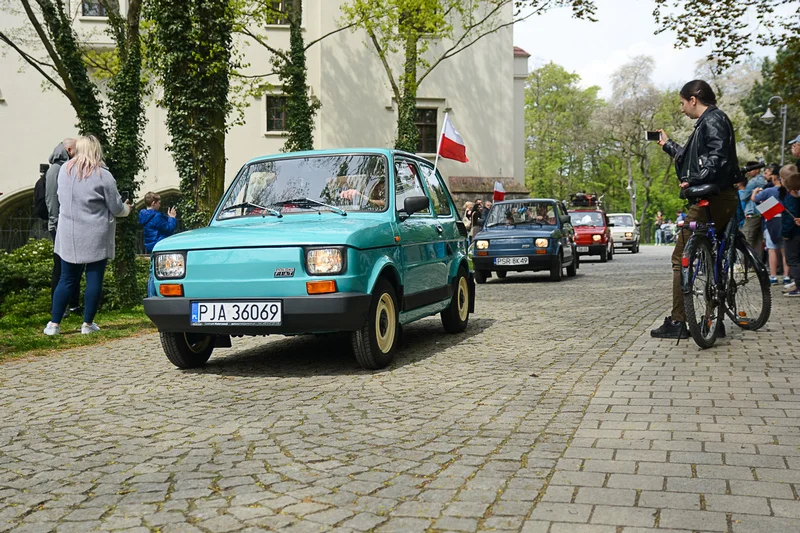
457, 277, 469, 321
375, 293, 396, 353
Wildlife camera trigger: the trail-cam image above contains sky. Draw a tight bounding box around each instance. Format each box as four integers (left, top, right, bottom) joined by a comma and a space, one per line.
512, 0, 779, 98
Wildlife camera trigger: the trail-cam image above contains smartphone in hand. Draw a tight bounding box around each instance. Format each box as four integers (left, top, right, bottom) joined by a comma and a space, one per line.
120, 191, 130, 203
646, 131, 661, 142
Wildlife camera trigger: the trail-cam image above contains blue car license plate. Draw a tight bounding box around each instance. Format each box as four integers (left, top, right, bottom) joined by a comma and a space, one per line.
191, 301, 282, 325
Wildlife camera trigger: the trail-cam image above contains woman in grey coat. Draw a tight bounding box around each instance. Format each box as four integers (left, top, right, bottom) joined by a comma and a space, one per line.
44, 135, 132, 336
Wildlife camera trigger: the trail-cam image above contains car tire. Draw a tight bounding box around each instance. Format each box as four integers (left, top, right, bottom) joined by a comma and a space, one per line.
351, 278, 398, 370
161, 332, 214, 369
495, 271, 507, 279
550, 254, 563, 282
634, 242, 640, 253
575, 249, 580, 269
608, 243, 614, 260
599, 247, 608, 262
566, 254, 577, 277
441, 269, 470, 334
474, 270, 490, 284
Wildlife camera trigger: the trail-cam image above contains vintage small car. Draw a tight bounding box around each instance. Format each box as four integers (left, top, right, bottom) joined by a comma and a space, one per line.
144, 149, 474, 370
608, 212, 641, 253
471, 198, 578, 283
569, 208, 615, 262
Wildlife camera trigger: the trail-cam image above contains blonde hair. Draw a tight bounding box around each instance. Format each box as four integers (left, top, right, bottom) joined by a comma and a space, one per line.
65, 135, 104, 180
779, 164, 798, 181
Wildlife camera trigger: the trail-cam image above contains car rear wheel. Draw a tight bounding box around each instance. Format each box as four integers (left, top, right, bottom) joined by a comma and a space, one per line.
441, 269, 470, 333
474, 270, 490, 284
161, 332, 214, 369
351, 278, 398, 370
495, 271, 507, 279
550, 254, 563, 281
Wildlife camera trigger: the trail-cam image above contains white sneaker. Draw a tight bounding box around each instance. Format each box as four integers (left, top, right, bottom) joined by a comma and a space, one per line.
43, 322, 60, 336
81, 322, 101, 334
784, 281, 796, 292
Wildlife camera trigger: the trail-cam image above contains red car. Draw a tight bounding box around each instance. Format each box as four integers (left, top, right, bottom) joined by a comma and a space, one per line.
568, 207, 614, 262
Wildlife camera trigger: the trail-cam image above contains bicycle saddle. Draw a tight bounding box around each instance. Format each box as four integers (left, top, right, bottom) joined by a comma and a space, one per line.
681, 183, 720, 199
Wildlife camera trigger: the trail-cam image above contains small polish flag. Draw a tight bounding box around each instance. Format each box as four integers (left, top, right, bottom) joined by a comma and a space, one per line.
493, 181, 506, 202
756, 196, 786, 220
438, 114, 469, 163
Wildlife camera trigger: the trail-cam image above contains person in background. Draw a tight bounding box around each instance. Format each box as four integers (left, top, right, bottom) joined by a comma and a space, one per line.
470, 199, 484, 239
139, 192, 178, 297
43, 135, 132, 336
654, 211, 664, 245
781, 171, 800, 296
45, 138, 82, 318
739, 161, 767, 253
753, 164, 789, 285
790, 134, 800, 167
462, 201, 473, 235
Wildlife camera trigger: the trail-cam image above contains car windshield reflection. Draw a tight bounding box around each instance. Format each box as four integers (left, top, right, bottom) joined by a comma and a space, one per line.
570, 212, 604, 226
486, 201, 557, 228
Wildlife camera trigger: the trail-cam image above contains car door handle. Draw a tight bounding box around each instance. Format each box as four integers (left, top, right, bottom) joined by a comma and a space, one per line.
435, 224, 443, 234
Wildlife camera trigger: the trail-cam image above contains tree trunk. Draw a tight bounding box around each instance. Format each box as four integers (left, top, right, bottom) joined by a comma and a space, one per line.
280, 6, 318, 153
395, 31, 419, 153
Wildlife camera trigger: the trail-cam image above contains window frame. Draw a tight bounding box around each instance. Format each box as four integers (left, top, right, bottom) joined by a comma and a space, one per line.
269, 0, 300, 25
81, 0, 109, 18
418, 163, 453, 218
393, 159, 433, 217
265, 94, 288, 134
414, 108, 439, 155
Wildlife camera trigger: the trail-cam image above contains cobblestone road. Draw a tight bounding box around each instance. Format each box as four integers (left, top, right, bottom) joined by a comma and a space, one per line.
2, 246, 798, 533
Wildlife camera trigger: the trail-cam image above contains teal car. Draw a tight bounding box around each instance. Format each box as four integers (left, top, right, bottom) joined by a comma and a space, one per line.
143, 149, 474, 370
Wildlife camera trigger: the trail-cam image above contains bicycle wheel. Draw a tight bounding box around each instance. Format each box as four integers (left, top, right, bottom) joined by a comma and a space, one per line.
683, 236, 721, 349
726, 234, 771, 330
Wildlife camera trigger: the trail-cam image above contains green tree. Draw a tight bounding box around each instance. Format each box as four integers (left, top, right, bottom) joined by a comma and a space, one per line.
147, 0, 235, 229
0, 0, 147, 308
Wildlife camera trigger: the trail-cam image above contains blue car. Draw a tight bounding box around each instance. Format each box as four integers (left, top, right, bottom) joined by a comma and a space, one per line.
472, 198, 578, 283
144, 149, 474, 370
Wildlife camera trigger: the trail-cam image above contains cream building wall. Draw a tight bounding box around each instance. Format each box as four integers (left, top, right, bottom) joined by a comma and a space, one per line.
0, 1, 525, 217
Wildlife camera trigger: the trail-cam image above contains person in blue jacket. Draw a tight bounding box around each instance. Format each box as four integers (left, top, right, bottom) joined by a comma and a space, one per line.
753, 164, 789, 285
139, 192, 177, 297
782, 171, 800, 296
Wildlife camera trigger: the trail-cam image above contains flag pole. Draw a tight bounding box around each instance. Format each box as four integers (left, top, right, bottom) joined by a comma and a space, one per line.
433, 112, 447, 178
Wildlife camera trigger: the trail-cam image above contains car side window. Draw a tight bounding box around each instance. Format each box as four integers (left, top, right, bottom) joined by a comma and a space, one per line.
394, 161, 431, 215
419, 165, 452, 217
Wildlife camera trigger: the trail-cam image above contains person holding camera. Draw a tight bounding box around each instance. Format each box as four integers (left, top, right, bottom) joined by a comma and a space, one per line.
650, 80, 741, 339
43, 135, 131, 336
44, 138, 83, 318
139, 192, 178, 297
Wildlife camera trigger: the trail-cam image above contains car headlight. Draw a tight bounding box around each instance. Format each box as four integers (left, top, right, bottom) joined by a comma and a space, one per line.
154, 253, 185, 279
535, 238, 548, 248
475, 240, 489, 250
592, 234, 602, 242
625, 232, 633, 238
306, 247, 345, 275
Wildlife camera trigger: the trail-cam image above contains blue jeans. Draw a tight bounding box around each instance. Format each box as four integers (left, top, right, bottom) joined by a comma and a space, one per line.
51, 259, 107, 324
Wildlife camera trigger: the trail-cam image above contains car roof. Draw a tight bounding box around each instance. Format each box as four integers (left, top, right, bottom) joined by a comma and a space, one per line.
492, 198, 558, 205
244, 148, 429, 166
608, 213, 635, 217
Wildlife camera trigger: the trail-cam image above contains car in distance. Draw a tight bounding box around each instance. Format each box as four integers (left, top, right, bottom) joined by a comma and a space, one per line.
471, 198, 578, 283
569, 208, 614, 262
144, 149, 474, 371
608, 212, 640, 253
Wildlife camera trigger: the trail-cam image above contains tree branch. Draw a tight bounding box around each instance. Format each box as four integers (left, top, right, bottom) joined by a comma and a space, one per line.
22, 0, 74, 92
0, 29, 73, 102
367, 28, 400, 104
304, 21, 359, 50
239, 28, 289, 62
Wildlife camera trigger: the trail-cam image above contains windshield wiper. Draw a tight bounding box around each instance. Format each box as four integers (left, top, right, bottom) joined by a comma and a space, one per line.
274, 198, 347, 216
220, 202, 283, 218
517, 220, 544, 227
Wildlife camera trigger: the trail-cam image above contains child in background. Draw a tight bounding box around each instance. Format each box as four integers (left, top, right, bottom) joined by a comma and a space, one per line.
781, 171, 800, 296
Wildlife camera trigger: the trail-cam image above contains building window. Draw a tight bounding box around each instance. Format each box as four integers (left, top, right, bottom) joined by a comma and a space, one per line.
82, 0, 108, 17
415, 108, 438, 154
266, 96, 288, 132
271, 0, 300, 25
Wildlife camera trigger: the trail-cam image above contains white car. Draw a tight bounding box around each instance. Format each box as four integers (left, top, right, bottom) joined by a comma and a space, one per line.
608, 213, 640, 253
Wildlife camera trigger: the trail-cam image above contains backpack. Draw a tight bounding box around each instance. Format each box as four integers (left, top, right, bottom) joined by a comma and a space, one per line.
34, 174, 49, 220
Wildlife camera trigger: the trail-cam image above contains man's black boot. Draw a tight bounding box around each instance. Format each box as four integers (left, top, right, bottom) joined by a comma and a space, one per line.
650, 317, 689, 339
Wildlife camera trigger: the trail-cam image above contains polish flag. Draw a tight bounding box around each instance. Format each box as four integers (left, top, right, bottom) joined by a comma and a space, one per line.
756, 196, 786, 220
438, 115, 469, 163
493, 181, 506, 202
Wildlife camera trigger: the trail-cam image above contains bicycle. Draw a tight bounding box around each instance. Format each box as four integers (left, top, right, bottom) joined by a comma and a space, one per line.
680, 183, 772, 348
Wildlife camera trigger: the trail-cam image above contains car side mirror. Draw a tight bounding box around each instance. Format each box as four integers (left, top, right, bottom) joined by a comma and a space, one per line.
400, 196, 430, 219
635, 220, 640, 226
559, 215, 571, 224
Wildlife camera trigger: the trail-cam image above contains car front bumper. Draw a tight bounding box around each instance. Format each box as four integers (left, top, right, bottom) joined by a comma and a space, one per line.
144, 293, 372, 335
473, 254, 558, 272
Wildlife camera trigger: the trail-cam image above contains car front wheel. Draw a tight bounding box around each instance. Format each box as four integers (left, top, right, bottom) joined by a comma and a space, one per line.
495, 271, 507, 279
550, 254, 563, 281
161, 332, 214, 369
351, 278, 398, 370
441, 269, 470, 333
474, 270, 490, 284
566, 254, 577, 277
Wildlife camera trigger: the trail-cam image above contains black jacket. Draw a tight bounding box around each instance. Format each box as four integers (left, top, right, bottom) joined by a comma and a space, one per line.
662, 106, 741, 189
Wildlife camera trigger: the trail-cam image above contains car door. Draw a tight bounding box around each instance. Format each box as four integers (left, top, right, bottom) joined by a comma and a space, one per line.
554, 203, 574, 264
393, 159, 444, 308
419, 162, 458, 289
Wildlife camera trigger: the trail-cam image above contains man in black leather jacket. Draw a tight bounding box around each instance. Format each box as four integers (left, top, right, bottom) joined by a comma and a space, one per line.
651, 80, 742, 339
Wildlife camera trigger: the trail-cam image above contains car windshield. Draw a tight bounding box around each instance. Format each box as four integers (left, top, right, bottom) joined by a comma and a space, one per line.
609, 215, 634, 227
217, 154, 389, 219
486, 201, 557, 227
570, 212, 604, 226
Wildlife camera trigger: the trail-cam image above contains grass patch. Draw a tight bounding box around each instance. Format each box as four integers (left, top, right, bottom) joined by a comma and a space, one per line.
0, 306, 156, 362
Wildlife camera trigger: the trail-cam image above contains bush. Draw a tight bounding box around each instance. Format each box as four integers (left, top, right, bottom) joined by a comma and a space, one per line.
0, 238, 150, 318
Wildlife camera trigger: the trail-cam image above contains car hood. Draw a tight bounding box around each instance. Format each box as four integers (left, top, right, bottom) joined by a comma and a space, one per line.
611, 226, 637, 232
476, 225, 560, 239
153, 216, 396, 252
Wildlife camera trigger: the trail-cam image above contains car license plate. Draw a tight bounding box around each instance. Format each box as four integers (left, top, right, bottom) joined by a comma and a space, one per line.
191, 301, 282, 325
577, 246, 589, 253
495, 257, 529, 266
